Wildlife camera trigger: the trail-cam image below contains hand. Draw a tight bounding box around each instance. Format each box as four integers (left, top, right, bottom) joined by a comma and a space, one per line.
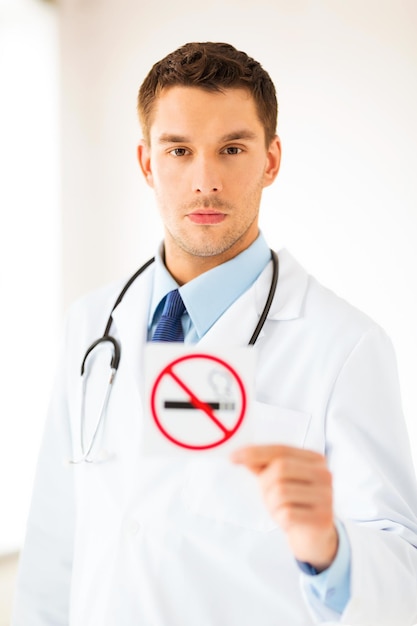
230, 445, 338, 572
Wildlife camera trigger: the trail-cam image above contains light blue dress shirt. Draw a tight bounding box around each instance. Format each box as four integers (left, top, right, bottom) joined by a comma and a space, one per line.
148, 232, 351, 615
148, 234, 271, 342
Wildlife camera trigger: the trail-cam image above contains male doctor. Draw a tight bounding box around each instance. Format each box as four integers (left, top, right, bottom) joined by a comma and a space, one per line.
13, 42, 417, 626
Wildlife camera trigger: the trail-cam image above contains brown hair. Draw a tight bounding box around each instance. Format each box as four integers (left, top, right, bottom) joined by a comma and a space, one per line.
137, 42, 278, 146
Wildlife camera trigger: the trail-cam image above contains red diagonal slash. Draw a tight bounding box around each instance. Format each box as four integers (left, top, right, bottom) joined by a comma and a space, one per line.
167, 366, 230, 436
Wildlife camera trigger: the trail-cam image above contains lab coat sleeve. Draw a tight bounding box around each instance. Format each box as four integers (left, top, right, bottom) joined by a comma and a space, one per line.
304, 326, 417, 625
11, 322, 75, 626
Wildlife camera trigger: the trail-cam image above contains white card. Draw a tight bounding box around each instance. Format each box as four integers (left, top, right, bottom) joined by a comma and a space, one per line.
143, 343, 256, 456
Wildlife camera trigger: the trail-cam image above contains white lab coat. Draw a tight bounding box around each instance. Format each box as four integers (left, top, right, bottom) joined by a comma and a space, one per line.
13, 250, 417, 626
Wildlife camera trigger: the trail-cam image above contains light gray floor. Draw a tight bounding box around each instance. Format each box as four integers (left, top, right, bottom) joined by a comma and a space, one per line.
0, 553, 19, 626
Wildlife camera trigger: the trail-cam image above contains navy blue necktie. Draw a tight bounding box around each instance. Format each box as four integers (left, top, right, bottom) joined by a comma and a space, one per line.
152, 289, 186, 342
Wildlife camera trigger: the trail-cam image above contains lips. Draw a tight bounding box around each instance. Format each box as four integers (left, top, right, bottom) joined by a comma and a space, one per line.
187, 211, 226, 225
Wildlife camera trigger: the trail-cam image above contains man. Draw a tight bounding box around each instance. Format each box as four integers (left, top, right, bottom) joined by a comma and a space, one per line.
13, 42, 417, 625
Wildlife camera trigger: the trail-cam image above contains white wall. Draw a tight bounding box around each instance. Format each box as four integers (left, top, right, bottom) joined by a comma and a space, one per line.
1, 0, 415, 577
60, 0, 417, 470
3, 0, 415, 556
0, 0, 60, 553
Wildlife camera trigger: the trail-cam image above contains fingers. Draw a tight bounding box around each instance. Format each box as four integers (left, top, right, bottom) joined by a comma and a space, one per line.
230, 445, 332, 516
259, 461, 333, 530
230, 444, 337, 568
230, 444, 324, 474
260, 455, 332, 493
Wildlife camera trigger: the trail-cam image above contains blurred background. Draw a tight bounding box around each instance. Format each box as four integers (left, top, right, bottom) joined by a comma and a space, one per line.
0, 0, 416, 622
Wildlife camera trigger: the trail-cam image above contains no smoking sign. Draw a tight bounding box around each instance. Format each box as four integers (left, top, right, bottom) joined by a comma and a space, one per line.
144, 344, 256, 455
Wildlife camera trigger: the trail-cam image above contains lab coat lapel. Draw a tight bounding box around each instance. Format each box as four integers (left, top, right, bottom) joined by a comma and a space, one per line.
198, 249, 309, 348
197, 282, 260, 347
260, 249, 309, 322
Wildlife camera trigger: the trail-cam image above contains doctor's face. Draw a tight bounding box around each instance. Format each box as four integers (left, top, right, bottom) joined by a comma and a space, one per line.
138, 86, 281, 279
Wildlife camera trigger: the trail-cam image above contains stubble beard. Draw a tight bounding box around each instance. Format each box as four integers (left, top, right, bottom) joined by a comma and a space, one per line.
157, 183, 263, 259
168, 215, 259, 258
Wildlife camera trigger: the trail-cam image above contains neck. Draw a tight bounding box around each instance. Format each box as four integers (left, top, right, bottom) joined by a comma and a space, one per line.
163, 233, 259, 284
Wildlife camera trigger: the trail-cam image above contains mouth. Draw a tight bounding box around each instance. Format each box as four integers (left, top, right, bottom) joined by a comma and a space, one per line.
187, 210, 226, 225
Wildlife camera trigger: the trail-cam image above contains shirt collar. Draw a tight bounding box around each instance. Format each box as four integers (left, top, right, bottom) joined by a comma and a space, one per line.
149, 233, 271, 339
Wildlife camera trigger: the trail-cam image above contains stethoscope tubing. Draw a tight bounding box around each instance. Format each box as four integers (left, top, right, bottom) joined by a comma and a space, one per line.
70, 249, 279, 464
248, 250, 278, 345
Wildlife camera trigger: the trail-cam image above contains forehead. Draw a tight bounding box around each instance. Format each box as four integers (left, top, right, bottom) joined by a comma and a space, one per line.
148, 86, 264, 140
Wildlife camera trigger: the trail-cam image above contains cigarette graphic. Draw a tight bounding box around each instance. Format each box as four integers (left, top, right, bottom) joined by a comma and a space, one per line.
164, 401, 235, 411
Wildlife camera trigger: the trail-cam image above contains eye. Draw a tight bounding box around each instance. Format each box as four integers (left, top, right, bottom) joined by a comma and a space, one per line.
222, 146, 243, 155
169, 147, 189, 157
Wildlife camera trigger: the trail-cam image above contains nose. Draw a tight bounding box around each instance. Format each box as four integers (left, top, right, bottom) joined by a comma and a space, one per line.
191, 155, 223, 194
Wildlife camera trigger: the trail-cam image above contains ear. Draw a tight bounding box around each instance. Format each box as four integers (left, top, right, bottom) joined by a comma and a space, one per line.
137, 140, 154, 187
263, 135, 282, 188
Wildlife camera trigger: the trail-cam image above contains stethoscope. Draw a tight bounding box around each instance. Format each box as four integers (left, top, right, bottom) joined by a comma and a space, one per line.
70, 250, 279, 464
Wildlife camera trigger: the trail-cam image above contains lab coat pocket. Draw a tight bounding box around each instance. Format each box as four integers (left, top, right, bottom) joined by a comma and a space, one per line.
182, 403, 311, 531
252, 401, 311, 447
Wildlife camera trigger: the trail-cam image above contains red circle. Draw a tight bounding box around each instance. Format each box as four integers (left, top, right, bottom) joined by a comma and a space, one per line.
150, 353, 247, 450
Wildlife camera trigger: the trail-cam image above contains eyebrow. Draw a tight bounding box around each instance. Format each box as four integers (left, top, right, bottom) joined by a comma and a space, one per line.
157, 130, 258, 144
157, 134, 189, 144
220, 130, 257, 142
